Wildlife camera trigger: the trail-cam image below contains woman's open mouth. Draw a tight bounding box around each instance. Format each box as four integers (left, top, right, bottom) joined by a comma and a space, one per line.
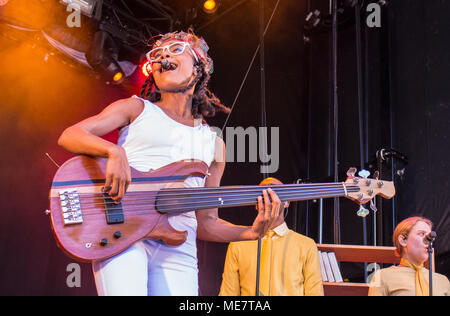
160, 62, 178, 73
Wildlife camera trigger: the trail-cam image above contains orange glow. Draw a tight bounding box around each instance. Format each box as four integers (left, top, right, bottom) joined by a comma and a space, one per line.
1, 0, 54, 29
203, 0, 217, 13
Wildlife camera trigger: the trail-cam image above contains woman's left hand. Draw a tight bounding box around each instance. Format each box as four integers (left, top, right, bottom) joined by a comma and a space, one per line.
251, 188, 283, 239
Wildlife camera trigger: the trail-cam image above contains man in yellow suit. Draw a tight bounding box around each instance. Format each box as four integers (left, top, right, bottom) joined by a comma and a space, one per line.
219, 179, 324, 296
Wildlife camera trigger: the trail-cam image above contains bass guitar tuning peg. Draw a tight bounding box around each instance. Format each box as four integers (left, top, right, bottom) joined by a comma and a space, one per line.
373, 171, 379, 180
346, 167, 357, 178
357, 204, 370, 218
358, 169, 370, 178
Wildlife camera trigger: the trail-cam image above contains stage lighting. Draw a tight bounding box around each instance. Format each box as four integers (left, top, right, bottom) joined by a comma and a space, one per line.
304, 10, 321, 31
94, 53, 125, 84
203, 0, 218, 14
142, 61, 152, 77
86, 31, 125, 84
0, 0, 10, 6
113, 71, 124, 83
60, 0, 98, 17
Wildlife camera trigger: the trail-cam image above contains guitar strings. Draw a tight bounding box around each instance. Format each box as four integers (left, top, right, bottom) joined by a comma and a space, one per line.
74, 182, 355, 198
70, 190, 347, 218
75, 184, 357, 211
74, 183, 358, 203
72, 188, 357, 217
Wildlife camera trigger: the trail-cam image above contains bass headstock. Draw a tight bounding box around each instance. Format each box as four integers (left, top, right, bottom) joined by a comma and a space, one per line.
344, 168, 396, 206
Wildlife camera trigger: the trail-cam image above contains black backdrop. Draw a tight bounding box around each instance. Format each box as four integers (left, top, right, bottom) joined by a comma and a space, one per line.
0, 0, 448, 296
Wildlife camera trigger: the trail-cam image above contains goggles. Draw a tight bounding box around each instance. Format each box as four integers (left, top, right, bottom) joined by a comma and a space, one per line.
146, 41, 200, 64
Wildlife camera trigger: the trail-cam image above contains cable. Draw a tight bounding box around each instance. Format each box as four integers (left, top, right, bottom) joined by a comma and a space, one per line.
220, 0, 281, 133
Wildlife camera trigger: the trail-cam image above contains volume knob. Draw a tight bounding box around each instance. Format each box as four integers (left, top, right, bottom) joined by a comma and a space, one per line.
100, 238, 108, 247
113, 231, 122, 239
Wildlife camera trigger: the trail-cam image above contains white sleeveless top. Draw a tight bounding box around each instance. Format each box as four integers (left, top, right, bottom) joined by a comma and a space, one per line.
118, 95, 217, 227
118, 95, 217, 172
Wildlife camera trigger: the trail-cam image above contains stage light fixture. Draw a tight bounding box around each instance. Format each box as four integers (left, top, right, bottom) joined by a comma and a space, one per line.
86, 31, 125, 84
95, 53, 125, 84
203, 0, 218, 14
60, 0, 98, 17
304, 10, 321, 31
0, 0, 10, 7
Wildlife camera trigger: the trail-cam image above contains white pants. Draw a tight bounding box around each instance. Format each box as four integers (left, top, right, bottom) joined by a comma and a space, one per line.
92, 214, 199, 296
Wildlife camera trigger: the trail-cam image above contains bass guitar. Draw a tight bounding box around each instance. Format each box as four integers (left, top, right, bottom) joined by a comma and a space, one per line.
48, 155, 395, 262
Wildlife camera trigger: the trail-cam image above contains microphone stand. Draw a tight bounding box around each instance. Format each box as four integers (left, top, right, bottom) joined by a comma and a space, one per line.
428, 237, 435, 296
256, 239, 262, 296
374, 148, 408, 246
256, 0, 267, 297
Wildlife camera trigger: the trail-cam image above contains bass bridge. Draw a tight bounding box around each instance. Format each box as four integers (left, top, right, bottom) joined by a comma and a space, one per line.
58, 189, 125, 225
59, 189, 83, 225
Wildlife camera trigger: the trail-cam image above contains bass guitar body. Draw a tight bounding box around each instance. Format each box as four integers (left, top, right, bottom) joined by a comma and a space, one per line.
48, 155, 208, 262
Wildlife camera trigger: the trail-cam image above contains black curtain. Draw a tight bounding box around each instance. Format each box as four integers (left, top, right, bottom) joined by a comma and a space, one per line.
388, 0, 450, 271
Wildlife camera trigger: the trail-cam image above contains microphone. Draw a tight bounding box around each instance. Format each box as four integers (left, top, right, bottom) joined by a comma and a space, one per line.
424, 231, 437, 244
160, 59, 171, 70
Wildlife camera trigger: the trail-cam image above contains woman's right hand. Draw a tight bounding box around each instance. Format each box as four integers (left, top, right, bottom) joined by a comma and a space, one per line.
57, 97, 144, 204
104, 145, 131, 203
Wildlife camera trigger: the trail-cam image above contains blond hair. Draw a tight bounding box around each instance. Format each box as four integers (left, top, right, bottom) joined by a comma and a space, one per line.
393, 216, 432, 257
